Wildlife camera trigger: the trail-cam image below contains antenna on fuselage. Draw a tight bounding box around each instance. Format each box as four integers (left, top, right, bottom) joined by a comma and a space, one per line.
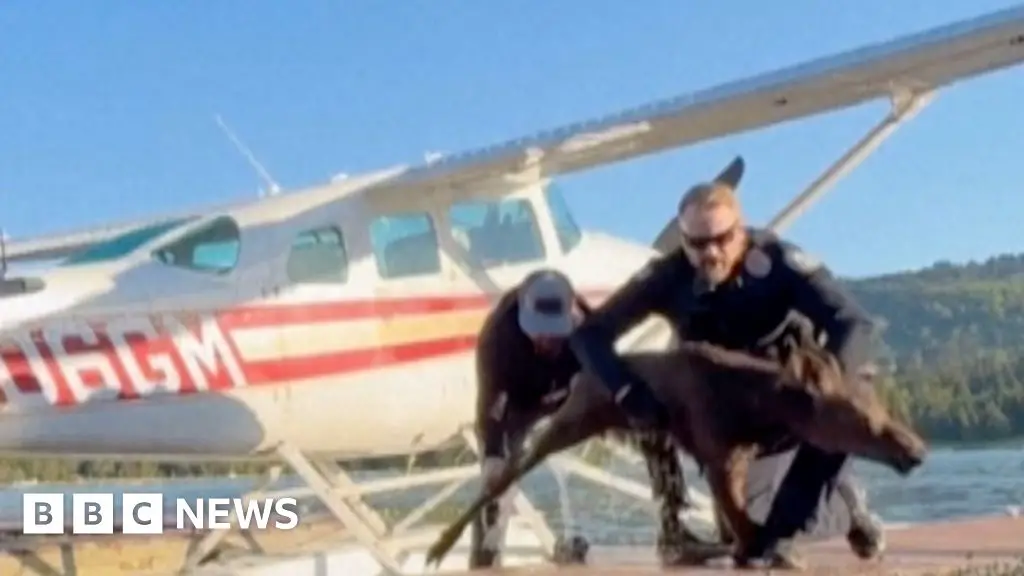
214, 114, 282, 197
0, 228, 8, 280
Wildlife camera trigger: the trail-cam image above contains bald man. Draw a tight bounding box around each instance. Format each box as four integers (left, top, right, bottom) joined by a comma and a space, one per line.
568, 179, 885, 568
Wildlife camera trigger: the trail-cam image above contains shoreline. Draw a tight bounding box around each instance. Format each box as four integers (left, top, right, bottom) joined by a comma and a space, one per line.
1, 440, 1022, 487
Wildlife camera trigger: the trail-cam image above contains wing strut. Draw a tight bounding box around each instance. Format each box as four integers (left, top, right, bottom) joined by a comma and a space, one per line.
767, 90, 935, 232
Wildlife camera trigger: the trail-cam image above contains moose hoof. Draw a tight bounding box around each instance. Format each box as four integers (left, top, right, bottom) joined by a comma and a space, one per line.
552, 535, 589, 565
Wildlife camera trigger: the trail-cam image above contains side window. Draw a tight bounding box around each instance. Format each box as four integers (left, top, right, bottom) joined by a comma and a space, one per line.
544, 184, 582, 253
152, 216, 241, 274
287, 226, 348, 284
447, 198, 545, 268
369, 212, 441, 279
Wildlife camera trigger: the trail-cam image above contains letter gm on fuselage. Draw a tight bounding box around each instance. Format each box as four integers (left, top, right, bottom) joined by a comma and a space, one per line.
21, 493, 300, 535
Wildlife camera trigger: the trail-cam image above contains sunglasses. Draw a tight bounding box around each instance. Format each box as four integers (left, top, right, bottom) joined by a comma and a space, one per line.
681, 222, 739, 251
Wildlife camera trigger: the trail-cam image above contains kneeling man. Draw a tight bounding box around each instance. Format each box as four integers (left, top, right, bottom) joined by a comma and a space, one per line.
471, 268, 704, 568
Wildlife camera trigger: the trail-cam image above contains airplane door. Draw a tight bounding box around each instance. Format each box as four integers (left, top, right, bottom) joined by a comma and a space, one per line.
363, 207, 476, 446
263, 221, 360, 379
442, 194, 552, 297
142, 215, 272, 315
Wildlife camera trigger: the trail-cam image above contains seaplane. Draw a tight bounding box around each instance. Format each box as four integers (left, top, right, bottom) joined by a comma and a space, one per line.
2, 5, 1024, 575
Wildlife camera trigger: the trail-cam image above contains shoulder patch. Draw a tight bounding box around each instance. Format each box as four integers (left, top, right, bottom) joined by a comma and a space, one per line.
784, 247, 823, 275
743, 248, 772, 278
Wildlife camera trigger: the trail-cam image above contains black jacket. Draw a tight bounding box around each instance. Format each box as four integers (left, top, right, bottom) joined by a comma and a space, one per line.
475, 289, 586, 458
569, 228, 874, 400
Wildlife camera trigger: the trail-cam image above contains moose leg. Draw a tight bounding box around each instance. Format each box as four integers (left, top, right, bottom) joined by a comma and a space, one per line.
426, 376, 614, 568
704, 448, 756, 557
715, 501, 736, 545
702, 447, 809, 570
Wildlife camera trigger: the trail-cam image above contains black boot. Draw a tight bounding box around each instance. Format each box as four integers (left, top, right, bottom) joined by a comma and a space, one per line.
657, 522, 732, 566
468, 547, 499, 569
735, 525, 807, 570
552, 535, 589, 565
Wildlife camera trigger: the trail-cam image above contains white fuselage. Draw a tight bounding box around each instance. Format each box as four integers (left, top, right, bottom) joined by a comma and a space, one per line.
0, 177, 668, 461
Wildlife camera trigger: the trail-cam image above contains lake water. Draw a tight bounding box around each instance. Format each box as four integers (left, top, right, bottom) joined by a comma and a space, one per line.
1, 445, 1020, 545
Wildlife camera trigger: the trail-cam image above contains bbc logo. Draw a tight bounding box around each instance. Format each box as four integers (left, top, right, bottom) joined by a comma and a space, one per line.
22, 493, 165, 535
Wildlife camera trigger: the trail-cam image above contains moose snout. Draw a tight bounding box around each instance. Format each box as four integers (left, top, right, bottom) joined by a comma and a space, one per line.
893, 447, 925, 475
884, 423, 928, 475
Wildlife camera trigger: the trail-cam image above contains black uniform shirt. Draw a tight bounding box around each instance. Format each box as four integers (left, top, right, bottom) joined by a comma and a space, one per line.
569, 227, 874, 397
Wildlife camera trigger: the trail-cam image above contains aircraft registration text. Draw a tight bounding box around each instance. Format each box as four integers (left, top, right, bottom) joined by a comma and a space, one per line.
0, 314, 248, 406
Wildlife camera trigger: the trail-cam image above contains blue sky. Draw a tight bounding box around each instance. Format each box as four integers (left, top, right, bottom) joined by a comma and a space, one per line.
2, 0, 1024, 278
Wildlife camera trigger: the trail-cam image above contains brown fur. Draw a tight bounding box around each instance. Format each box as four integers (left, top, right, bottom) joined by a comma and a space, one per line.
425, 333, 927, 567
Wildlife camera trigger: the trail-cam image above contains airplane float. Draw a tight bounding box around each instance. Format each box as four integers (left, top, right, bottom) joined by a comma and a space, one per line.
2, 5, 1024, 574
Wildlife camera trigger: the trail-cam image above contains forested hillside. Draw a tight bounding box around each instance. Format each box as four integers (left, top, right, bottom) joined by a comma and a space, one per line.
845, 253, 1024, 443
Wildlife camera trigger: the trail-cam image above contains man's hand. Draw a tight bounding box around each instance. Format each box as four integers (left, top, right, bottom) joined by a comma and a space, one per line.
481, 457, 507, 493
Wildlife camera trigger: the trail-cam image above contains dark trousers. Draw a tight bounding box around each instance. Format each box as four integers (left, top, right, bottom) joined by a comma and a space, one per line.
754, 443, 849, 553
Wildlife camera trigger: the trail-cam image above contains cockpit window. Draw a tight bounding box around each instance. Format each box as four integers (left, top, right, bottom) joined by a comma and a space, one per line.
448, 198, 545, 267
369, 212, 441, 279
544, 185, 582, 253
61, 218, 194, 266
152, 216, 241, 274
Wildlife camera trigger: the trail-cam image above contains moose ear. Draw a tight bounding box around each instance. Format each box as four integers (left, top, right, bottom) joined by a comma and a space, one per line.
713, 156, 744, 189
778, 334, 798, 362
782, 338, 803, 381
828, 354, 843, 377
782, 316, 815, 350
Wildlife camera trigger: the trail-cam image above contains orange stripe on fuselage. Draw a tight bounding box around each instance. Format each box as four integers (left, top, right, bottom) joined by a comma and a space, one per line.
218, 294, 496, 330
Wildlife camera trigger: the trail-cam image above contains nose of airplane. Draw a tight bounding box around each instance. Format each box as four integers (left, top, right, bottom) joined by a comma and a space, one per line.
0, 276, 49, 329
0, 270, 94, 331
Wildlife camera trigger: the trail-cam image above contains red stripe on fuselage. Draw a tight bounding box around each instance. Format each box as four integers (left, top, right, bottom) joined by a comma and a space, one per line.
1, 290, 612, 402
242, 335, 478, 385
218, 290, 609, 331
234, 289, 610, 384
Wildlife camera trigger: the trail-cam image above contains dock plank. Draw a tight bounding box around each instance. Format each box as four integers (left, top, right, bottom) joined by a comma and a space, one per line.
0, 513, 1020, 574
474, 515, 1024, 575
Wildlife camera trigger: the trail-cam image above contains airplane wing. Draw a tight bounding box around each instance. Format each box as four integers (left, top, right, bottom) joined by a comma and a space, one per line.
7, 5, 1024, 264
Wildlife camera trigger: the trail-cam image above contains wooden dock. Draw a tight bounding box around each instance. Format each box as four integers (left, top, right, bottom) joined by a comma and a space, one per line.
0, 513, 1019, 574
479, 515, 1024, 575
